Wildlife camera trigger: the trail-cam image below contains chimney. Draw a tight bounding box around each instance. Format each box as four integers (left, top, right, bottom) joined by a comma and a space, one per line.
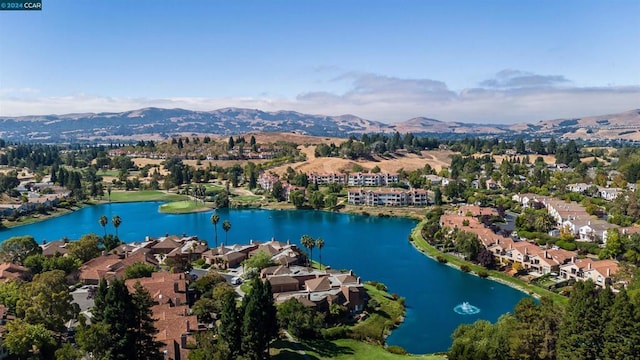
186, 320, 190, 332
250, 240, 253, 245
525, 247, 528, 255
287, 239, 290, 245
606, 268, 611, 277
181, 334, 187, 349
145, 236, 149, 242
587, 262, 592, 270
349, 270, 353, 276
544, 250, 548, 258
357, 277, 361, 284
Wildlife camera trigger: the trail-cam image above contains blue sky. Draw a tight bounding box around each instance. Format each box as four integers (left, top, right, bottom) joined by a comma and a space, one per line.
0, 0, 638, 123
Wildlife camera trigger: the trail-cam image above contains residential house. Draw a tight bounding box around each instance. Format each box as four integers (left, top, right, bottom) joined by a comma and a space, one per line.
560, 258, 619, 289
0, 263, 31, 283
78, 251, 159, 285
599, 187, 623, 201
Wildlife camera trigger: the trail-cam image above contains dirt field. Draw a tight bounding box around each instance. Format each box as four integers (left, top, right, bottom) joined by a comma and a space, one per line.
268, 146, 454, 176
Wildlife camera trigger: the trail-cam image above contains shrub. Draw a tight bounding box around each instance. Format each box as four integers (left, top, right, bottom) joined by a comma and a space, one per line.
436, 255, 448, 263
460, 264, 471, 272
321, 326, 351, 340
386, 345, 407, 355
477, 270, 489, 278
375, 282, 388, 292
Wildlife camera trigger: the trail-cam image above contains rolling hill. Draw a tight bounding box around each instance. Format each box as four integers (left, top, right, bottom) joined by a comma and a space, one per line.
0, 107, 638, 142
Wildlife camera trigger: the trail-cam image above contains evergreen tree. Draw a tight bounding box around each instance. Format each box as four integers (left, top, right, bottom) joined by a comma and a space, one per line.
219, 292, 241, 359
91, 278, 109, 322
103, 279, 136, 360
602, 290, 640, 359
557, 281, 604, 360
131, 282, 163, 360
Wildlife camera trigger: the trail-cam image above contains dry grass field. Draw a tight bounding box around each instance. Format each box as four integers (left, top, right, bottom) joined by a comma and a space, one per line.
268, 146, 454, 176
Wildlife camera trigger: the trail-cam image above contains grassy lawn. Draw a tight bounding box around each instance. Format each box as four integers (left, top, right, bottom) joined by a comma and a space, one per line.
108, 190, 187, 203
233, 194, 262, 202
271, 338, 445, 359
350, 284, 406, 343
203, 183, 226, 191
410, 220, 568, 305
158, 200, 210, 214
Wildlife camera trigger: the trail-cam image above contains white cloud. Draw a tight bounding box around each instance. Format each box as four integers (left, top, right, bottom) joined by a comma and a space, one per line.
1, 71, 638, 124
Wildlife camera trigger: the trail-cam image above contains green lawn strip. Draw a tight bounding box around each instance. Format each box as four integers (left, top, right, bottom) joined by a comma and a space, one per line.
158, 200, 210, 214
410, 220, 568, 305
203, 183, 226, 191
233, 195, 262, 202
108, 190, 187, 203
271, 338, 444, 359
349, 284, 405, 344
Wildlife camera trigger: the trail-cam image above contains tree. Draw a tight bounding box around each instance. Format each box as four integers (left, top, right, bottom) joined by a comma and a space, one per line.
16, 270, 79, 333
0, 235, 42, 265
308, 190, 324, 210
271, 180, 284, 201
434, 187, 443, 205
241, 279, 278, 360
218, 291, 241, 359
211, 212, 220, 248
99, 215, 109, 238
510, 297, 563, 360
101, 279, 137, 359
476, 249, 496, 269
222, 220, 231, 246
131, 282, 163, 360
55, 342, 84, 360
277, 298, 323, 339
300, 235, 315, 266
316, 237, 325, 270
325, 193, 338, 210
4, 319, 56, 359
290, 190, 305, 208
112, 214, 122, 239
242, 250, 275, 271
602, 290, 640, 359
67, 233, 102, 263
557, 281, 605, 360
124, 262, 157, 279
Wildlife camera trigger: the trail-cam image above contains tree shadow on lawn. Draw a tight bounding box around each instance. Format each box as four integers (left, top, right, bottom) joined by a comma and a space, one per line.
302, 339, 355, 358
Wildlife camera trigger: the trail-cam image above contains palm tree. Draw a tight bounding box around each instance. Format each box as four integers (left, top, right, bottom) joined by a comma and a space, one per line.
99, 215, 108, 238
222, 220, 231, 246
112, 215, 122, 239
300, 235, 315, 267
211, 213, 220, 248
107, 184, 112, 203
316, 237, 325, 270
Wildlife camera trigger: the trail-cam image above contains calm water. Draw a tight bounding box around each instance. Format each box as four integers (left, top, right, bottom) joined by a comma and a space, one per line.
0, 202, 528, 353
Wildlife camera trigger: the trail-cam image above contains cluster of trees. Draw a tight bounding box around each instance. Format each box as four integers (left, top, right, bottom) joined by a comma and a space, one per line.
190, 279, 277, 360
74, 278, 163, 359
450, 280, 640, 360
210, 213, 232, 248
300, 234, 325, 269
600, 229, 640, 265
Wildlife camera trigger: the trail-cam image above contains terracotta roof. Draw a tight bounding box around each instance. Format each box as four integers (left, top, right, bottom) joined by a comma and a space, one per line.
268, 276, 299, 286
0, 262, 31, 282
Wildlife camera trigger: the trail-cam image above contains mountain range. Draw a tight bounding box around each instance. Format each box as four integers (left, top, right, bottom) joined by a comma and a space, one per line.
0, 107, 638, 143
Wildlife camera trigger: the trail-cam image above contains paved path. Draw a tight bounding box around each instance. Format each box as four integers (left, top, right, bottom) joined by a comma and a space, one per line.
282, 330, 311, 359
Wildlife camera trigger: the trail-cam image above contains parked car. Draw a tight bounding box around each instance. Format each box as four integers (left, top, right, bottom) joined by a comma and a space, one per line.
231, 276, 243, 285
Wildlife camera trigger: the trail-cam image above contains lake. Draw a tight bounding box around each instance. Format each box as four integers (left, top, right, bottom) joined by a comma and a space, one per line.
0, 202, 528, 353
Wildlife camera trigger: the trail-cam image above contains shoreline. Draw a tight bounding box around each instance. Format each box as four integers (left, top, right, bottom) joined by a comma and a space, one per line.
408, 220, 567, 304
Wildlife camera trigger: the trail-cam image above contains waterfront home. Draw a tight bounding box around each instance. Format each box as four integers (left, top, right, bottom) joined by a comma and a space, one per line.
347, 188, 428, 206
40, 239, 69, 258
560, 258, 619, 289
264, 266, 366, 313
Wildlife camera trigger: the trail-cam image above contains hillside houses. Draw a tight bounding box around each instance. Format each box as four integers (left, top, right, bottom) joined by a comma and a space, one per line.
512, 193, 619, 244
439, 207, 620, 288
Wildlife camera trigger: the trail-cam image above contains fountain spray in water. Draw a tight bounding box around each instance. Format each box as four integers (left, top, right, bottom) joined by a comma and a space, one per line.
453, 301, 480, 315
